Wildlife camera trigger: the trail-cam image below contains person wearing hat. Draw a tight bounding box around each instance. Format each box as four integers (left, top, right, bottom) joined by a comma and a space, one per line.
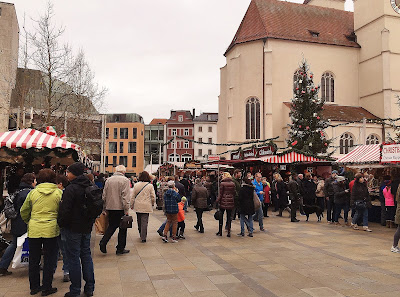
350, 173, 372, 232
161, 180, 181, 243
333, 176, 350, 226
324, 170, 338, 224
176, 197, 187, 239
58, 162, 96, 297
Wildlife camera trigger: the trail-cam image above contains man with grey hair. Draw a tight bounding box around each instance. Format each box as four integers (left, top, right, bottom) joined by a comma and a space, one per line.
99, 165, 131, 255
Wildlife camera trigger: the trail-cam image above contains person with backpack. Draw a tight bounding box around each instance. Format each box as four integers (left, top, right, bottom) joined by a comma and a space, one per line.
0, 173, 36, 277
99, 165, 131, 255
58, 162, 98, 297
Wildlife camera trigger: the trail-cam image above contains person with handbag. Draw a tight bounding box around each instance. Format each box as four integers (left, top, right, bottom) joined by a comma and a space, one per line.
58, 162, 96, 297
350, 173, 372, 232
216, 172, 236, 237
20, 169, 62, 296
131, 171, 155, 243
99, 165, 131, 255
0, 173, 35, 277
191, 178, 208, 233
237, 178, 255, 237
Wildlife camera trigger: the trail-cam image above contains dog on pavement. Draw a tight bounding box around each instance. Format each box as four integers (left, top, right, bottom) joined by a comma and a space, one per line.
303, 205, 324, 222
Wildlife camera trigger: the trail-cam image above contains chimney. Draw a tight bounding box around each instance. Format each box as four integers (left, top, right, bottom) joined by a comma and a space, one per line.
192, 108, 195, 119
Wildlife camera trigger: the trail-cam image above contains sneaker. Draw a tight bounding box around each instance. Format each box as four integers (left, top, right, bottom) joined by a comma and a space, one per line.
0, 268, 12, 277
157, 229, 163, 237
391, 246, 400, 253
161, 236, 168, 243
351, 223, 359, 230
248, 233, 253, 237
178, 234, 186, 240
41, 287, 57, 296
116, 249, 130, 255
237, 233, 245, 237
334, 222, 341, 226
260, 228, 266, 232
363, 227, 372, 232
170, 238, 178, 243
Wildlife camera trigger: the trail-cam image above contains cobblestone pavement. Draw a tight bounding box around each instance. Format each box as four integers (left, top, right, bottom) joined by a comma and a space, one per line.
1, 207, 400, 297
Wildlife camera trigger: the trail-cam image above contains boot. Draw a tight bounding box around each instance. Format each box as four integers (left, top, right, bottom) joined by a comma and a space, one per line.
216, 223, 223, 236
227, 227, 231, 238
386, 220, 391, 228
276, 209, 283, 217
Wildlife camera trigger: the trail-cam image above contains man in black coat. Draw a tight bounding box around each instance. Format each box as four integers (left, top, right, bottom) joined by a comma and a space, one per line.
303, 173, 317, 206
288, 173, 301, 222
58, 163, 95, 297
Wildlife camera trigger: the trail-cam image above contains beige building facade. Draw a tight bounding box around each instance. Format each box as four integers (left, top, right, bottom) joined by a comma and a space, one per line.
0, 2, 19, 132
217, 0, 400, 158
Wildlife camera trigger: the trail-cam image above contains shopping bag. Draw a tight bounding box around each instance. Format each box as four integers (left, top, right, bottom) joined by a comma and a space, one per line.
0, 211, 11, 234
95, 212, 109, 235
120, 215, 133, 229
253, 192, 261, 211
12, 233, 29, 269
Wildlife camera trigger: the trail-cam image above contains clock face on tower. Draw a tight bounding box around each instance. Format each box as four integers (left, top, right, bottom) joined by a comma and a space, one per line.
391, 0, 400, 14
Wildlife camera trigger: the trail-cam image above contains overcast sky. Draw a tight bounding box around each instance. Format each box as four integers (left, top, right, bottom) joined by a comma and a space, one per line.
10, 0, 353, 124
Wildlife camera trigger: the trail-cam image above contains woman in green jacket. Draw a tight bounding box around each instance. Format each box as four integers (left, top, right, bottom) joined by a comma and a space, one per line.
20, 169, 62, 296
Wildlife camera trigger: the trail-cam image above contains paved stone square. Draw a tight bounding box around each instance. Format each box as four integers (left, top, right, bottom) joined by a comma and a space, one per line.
1, 208, 400, 297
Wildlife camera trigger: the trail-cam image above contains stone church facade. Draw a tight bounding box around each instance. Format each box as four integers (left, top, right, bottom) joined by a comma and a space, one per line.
217, 0, 400, 158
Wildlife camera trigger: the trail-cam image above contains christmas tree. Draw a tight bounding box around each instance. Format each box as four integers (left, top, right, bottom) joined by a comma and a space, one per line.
287, 60, 331, 154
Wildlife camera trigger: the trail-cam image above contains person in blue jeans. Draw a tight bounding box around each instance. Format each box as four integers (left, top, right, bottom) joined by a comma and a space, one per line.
58, 163, 95, 297
0, 173, 36, 277
252, 173, 265, 231
237, 178, 255, 237
350, 173, 372, 232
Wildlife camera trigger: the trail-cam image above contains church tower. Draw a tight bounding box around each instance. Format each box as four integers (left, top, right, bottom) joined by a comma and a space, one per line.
355, 0, 400, 120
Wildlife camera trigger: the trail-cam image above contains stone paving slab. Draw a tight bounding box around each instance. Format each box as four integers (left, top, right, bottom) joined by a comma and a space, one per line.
1, 207, 400, 296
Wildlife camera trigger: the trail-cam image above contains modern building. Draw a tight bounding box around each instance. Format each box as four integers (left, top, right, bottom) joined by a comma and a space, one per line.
166, 110, 194, 163
144, 118, 167, 167
0, 2, 19, 132
193, 113, 218, 161
217, 0, 400, 158
105, 113, 145, 176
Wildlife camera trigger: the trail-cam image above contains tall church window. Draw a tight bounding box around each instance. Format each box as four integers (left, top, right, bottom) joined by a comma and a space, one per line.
340, 133, 354, 154
321, 72, 335, 102
366, 134, 380, 145
246, 97, 260, 139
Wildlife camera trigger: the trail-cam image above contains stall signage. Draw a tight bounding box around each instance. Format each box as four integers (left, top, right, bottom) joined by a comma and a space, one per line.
243, 148, 257, 159
231, 151, 242, 160
257, 145, 274, 157
381, 144, 400, 163
208, 155, 220, 161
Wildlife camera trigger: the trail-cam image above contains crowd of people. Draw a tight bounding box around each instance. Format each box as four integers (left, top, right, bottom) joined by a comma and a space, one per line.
1, 163, 400, 297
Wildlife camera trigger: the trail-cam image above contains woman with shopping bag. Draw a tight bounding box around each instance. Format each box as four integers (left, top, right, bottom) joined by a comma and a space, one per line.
0, 173, 36, 277
20, 169, 63, 296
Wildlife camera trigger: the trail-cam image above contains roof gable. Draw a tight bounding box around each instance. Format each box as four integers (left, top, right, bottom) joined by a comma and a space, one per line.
225, 0, 359, 55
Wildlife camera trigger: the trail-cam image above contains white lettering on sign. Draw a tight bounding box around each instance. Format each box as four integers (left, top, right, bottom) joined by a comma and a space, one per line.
381, 144, 400, 162
243, 150, 255, 158
232, 153, 240, 160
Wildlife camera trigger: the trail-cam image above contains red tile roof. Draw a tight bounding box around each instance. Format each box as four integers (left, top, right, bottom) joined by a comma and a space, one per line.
283, 103, 381, 122
149, 118, 167, 125
225, 0, 359, 56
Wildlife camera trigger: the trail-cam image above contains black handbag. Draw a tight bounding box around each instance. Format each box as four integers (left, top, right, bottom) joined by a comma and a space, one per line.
214, 210, 222, 221
120, 215, 133, 229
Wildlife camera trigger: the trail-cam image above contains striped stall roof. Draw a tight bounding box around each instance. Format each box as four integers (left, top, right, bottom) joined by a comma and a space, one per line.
260, 151, 328, 163
336, 144, 380, 164
0, 129, 80, 151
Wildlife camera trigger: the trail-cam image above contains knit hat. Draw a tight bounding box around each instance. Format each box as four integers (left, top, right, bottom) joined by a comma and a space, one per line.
336, 176, 345, 182
332, 170, 338, 175
181, 196, 187, 202
167, 180, 175, 187
67, 162, 85, 176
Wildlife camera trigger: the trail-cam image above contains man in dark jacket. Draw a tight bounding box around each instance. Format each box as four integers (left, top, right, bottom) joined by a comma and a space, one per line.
333, 176, 350, 225
0, 173, 35, 277
232, 169, 242, 220
58, 162, 95, 297
174, 175, 186, 198
324, 170, 338, 223
303, 173, 317, 206
288, 173, 301, 222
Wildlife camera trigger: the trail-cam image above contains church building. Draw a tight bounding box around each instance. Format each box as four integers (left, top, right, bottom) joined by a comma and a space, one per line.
217, 0, 400, 158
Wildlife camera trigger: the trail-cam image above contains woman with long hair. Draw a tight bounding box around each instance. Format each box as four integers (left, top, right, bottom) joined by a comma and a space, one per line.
216, 172, 236, 237
131, 171, 156, 243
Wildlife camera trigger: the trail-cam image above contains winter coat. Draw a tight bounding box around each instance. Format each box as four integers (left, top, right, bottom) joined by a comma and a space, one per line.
275, 181, 289, 208
233, 178, 241, 205
11, 183, 34, 237
395, 187, 400, 224
21, 183, 62, 238
333, 182, 349, 205
58, 175, 95, 234
350, 180, 371, 208
303, 179, 317, 205
131, 182, 156, 213
238, 184, 255, 215
175, 181, 186, 198
315, 180, 325, 198
180, 179, 192, 196
324, 177, 336, 198
177, 202, 185, 222
263, 183, 271, 203
253, 180, 264, 202
288, 179, 301, 201
383, 186, 395, 207
163, 189, 181, 214
217, 178, 235, 210
102, 172, 131, 213
191, 184, 208, 209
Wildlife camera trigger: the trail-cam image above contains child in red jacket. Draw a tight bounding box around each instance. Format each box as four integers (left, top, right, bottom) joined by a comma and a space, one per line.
177, 197, 187, 239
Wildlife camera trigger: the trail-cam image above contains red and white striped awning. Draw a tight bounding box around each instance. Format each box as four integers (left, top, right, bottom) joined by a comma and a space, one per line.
0, 129, 80, 151
336, 144, 380, 164
260, 151, 328, 163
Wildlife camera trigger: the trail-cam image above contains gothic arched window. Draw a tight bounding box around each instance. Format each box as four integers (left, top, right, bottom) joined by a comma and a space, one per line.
340, 133, 354, 154
366, 134, 380, 145
321, 72, 335, 102
246, 97, 260, 139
